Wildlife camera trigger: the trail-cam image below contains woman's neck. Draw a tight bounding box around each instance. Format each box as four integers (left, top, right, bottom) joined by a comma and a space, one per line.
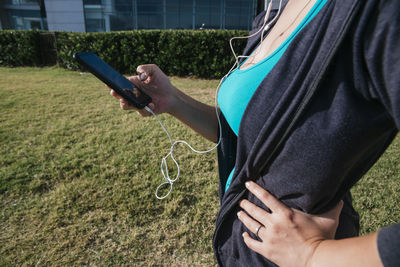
240, 0, 318, 70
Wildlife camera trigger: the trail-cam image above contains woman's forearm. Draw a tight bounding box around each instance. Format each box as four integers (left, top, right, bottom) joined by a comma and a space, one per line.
310, 232, 383, 267
124, 65, 219, 143
168, 87, 219, 143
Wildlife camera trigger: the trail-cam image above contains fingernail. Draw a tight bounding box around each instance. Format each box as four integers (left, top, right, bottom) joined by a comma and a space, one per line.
245, 181, 251, 188
237, 211, 241, 218
139, 73, 147, 81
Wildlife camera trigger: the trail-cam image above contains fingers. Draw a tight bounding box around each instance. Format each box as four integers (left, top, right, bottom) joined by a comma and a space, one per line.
242, 232, 264, 255
110, 89, 121, 99
239, 181, 288, 235
245, 181, 288, 214
119, 97, 153, 116
119, 98, 135, 110
136, 64, 158, 83
127, 75, 144, 88
239, 199, 271, 228
110, 89, 154, 115
110, 89, 133, 110
324, 200, 343, 220
136, 103, 155, 117
313, 200, 343, 238
237, 210, 265, 239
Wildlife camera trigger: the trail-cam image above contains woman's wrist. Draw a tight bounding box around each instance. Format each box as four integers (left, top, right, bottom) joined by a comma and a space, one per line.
306, 239, 328, 267
166, 86, 187, 117
306, 233, 383, 267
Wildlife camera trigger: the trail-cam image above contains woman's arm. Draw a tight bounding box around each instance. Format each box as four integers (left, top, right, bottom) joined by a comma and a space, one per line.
110, 64, 219, 143
237, 181, 383, 267
310, 233, 381, 267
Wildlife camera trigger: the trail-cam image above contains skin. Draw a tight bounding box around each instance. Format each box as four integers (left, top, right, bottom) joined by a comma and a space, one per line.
240, 0, 318, 70
110, 66, 384, 266
110, 64, 219, 143
108, 0, 387, 265
111, 65, 384, 266
238, 181, 383, 267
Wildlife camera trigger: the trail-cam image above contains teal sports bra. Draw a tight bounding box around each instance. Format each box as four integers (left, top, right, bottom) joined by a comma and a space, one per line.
218, 0, 328, 192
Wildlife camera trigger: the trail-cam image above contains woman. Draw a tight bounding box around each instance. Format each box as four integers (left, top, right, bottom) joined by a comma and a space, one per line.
110, 0, 399, 265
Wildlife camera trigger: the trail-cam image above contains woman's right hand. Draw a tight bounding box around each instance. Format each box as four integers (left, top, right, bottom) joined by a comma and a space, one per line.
110, 64, 178, 117
110, 63, 219, 142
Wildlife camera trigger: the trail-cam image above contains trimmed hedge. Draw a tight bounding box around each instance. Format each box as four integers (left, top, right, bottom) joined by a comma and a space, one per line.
55, 30, 248, 78
0, 30, 41, 66
0, 30, 249, 78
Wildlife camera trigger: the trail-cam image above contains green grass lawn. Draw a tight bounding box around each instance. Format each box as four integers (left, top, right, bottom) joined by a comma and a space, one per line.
0, 67, 399, 266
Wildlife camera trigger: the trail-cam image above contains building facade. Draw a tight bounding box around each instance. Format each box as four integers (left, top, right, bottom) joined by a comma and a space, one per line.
0, 0, 270, 32
0, 0, 48, 30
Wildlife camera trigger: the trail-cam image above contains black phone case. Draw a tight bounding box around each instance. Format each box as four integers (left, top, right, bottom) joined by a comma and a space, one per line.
73, 52, 151, 109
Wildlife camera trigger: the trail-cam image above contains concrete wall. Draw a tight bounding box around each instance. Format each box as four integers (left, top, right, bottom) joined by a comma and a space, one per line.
44, 0, 85, 32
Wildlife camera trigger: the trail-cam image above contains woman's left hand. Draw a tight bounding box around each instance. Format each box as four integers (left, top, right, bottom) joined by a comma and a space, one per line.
237, 181, 343, 267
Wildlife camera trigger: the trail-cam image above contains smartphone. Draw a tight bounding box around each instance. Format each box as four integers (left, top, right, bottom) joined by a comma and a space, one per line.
73, 52, 152, 109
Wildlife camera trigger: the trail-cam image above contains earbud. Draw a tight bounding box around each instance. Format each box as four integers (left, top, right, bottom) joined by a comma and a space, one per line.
263, 1, 273, 32
229, 0, 282, 68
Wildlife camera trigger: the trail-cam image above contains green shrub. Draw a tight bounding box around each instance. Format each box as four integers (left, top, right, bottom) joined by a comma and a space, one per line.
0, 30, 249, 78
0, 30, 41, 66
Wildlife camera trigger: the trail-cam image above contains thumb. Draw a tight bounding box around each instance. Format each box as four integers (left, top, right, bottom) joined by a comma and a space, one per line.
136, 64, 158, 81
315, 200, 344, 238
323, 200, 344, 221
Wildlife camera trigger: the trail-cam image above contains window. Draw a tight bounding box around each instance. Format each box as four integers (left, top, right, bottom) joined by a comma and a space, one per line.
165, 0, 193, 29
195, 0, 221, 29
137, 0, 163, 29
84, 0, 102, 5
86, 18, 104, 32
225, 0, 255, 30
84, 6, 105, 31
81, 0, 257, 31
4, 0, 40, 5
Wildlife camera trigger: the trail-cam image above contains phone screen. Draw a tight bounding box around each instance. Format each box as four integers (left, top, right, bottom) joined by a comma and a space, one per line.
74, 52, 151, 109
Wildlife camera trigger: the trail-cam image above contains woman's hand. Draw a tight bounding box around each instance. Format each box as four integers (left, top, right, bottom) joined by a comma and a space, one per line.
109, 63, 219, 142
110, 64, 178, 117
237, 181, 343, 267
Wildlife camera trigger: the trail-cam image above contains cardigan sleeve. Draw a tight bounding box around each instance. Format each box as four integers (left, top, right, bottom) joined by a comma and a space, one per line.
359, 1, 400, 265
377, 223, 400, 266
360, 0, 400, 128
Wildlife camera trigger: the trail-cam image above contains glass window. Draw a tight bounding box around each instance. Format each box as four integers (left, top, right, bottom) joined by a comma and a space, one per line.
225, 0, 255, 30
86, 18, 104, 32
195, 0, 221, 29
5, 0, 40, 5
84, 5, 105, 31
2, 8, 46, 30
137, 0, 163, 29
114, 0, 133, 13
83, 0, 102, 5
137, 14, 163, 29
110, 13, 134, 31
165, 0, 193, 29
80, 0, 257, 31
137, 0, 163, 13
10, 15, 42, 30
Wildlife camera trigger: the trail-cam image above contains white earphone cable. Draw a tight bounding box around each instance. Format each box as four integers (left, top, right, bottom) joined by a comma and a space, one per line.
229, 0, 283, 68
147, 0, 283, 199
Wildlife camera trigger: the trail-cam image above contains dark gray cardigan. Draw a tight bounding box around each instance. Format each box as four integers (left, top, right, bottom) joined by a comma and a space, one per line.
213, 0, 400, 266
